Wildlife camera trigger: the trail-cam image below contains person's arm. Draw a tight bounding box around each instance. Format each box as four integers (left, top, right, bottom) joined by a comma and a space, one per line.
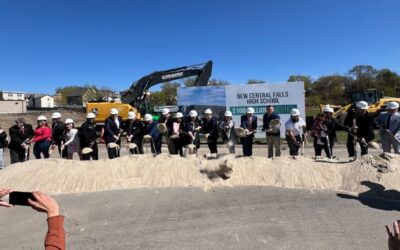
63, 129, 77, 146
32, 127, 52, 143
28, 192, 65, 250
9, 127, 25, 146
0, 188, 13, 207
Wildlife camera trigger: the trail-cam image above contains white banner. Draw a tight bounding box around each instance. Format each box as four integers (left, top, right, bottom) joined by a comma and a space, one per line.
225, 82, 305, 138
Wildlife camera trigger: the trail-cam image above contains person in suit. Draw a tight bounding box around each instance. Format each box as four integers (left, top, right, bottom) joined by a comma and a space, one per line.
240, 107, 257, 157
262, 105, 281, 158
184, 110, 202, 150
50, 112, 67, 159
80, 112, 99, 160
104, 108, 123, 159
124, 111, 144, 154
219, 110, 237, 154
202, 109, 219, 154
375, 101, 400, 154
158, 108, 174, 154
142, 114, 162, 154
8, 118, 34, 164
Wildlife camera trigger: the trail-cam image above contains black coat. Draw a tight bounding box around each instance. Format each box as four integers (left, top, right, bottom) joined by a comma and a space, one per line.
124, 120, 145, 142
158, 116, 174, 135
104, 116, 123, 144
344, 110, 375, 142
0, 130, 7, 149
8, 124, 34, 150
80, 121, 98, 147
202, 117, 219, 141
241, 115, 258, 137
51, 121, 65, 145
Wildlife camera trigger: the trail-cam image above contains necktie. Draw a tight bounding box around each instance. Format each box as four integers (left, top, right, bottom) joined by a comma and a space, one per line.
387, 114, 392, 129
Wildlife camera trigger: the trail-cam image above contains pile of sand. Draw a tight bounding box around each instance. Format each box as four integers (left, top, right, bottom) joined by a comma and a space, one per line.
1, 153, 400, 195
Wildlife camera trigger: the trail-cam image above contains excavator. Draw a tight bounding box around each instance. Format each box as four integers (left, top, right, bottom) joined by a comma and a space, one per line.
86, 60, 213, 128
320, 89, 400, 123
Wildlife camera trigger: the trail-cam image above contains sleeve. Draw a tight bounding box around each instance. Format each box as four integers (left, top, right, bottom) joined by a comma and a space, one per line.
375, 114, 384, 127
254, 116, 258, 130
80, 124, 89, 146
45, 216, 65, 250
104, 119, 115, 137
0, 131, 7, 141
9, 127, 24, 146
64, 129, 77, 146
262, 114, 268, 130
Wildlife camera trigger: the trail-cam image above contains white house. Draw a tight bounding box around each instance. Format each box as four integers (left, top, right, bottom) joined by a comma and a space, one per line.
30, 94, 55, 108
0, 91, 25, 101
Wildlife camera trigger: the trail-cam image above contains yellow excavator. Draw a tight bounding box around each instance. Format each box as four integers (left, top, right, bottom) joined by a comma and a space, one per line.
320, 89, 400, 122
86, 61, 213, 128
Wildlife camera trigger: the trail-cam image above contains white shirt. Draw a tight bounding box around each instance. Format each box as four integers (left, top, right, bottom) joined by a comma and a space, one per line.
114, 118, 120, 129
285, 118, 306, 136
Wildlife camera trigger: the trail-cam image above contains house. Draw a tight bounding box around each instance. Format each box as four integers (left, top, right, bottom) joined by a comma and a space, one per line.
67, 87, 98, 107
0, 91, 27, 113
28, 94, 54, 109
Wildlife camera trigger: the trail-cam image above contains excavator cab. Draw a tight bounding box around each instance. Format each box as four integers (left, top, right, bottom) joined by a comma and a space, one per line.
347, 89, 383, 105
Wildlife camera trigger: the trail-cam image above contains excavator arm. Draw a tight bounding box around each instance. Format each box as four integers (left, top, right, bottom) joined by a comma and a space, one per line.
122, 60, 213, 109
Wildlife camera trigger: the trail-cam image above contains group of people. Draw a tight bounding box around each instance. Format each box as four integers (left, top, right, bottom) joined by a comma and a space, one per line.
1, 101, 399, 168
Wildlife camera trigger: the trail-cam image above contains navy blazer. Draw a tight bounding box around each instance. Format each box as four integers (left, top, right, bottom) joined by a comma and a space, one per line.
241, 115, 258, 137
104, 116, 123, 144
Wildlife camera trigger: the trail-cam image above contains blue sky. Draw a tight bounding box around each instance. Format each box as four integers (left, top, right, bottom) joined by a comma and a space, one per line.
1, 0, 399, 94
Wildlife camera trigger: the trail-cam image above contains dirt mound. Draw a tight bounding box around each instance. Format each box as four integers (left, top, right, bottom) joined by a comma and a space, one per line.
0, 153, 400, 195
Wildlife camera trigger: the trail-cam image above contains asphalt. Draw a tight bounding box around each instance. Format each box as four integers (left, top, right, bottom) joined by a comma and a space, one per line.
1, 186, 399, 250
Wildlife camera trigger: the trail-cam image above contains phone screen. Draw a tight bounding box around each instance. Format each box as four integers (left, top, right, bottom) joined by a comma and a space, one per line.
9, 191, 36, 206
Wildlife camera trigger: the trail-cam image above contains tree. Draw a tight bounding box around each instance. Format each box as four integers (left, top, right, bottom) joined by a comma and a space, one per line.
287, 75, 313, 97
182, 77, 197, 87
348, 65, 377, 90
246, 79, 266, 84
208, 78, 230, 86
160, 82, 180, 105
375, 69, 400, 97
312, 75, 351, 104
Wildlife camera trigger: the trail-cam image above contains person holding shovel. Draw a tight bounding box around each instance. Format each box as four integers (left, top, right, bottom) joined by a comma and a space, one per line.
184, 110, 202, 151
219, 110, 237, 154
31, 116, 52, 159
124, 111, 144, 155
104, 108, 123, 159
202, 109, 219, 155
61, 119, 81, 160
375, 102, 400, 154
8, 118, 34, 164
285, 108, 306, 158
240, 107, 258, 157
80, 112, 99, 160
50, 112, 67, 159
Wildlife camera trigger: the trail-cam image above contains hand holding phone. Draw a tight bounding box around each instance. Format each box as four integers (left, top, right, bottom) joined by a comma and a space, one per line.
9, 191, 36, 206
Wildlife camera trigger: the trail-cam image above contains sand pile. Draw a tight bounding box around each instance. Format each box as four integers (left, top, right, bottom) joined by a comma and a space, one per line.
0, 153, 400, 195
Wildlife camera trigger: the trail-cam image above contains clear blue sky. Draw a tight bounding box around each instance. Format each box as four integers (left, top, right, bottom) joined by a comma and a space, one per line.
1, 0, 399, 94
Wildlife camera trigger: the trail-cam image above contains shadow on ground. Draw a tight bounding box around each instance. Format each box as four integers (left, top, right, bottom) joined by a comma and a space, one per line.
337, 181, 400, 211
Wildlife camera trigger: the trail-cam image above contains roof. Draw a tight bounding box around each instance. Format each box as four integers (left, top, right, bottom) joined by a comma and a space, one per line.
67, 87, 97, 97
1, 90, 25, 94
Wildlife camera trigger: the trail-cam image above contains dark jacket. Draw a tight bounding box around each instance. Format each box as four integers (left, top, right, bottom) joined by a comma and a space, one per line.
344, 110, 375, 142
202, 117, 219, 141
0, 130, 7, 149
104, 116, 123, 144
123, 120, 145, 142
143, 121, 161, 140
8, 124, 34, 150
51, 121, 65, 145
324, 117, 341, 140
241, 115, 258, 137
80, 120, 98, 147
262, 113, 280, 136
158, 116, 174, 136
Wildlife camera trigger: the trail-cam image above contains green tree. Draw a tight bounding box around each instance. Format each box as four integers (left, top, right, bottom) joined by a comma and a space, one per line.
375, 69, 400, 97
161, 82, 180, 105
208, 78, 230, 86
348, 65, 377, 90
287, 75, 313, 97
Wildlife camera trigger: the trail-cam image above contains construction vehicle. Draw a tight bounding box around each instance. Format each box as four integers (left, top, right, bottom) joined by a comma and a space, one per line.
86, 60, 213, 128
320, 89, 400, 122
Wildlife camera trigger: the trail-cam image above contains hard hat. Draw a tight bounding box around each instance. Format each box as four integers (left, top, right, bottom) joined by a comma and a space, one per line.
162, 108, 170, 115
37, 115, 47, 121
387, 102, 399, 110
128, 111, 136, 119
204, 108, 212, 115
323, 105, 334, 113
290, 108, 300, 116
224, 110, 233, 117
51, 112, 61, 119
189, 110, 198, 117
144, 114, 153, 121
65, 118, 74, 124
356, 101, 368, 110
87, 112, 96, 119
246, 107, 255, 114
110, 108, 119, 115
175, 112, 183, 118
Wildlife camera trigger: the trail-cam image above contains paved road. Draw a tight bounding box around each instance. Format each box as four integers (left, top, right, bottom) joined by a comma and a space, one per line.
1, 186, 398, 250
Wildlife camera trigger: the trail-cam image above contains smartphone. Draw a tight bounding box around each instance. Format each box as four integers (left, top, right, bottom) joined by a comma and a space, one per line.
9, 191, 36, 206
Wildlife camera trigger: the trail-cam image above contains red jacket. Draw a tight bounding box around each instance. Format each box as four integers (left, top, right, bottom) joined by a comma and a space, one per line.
32, 126, 52, 143
45, 216, 65, 250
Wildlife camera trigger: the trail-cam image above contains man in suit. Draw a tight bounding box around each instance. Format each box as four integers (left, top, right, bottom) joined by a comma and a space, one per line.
104, 108, 123, 159
240, 107, 258, 157
124, 111, 145, 154
142, 114, 162, 154
8, 118, 34, 164
50, 112, 67, 159
262, 105, 281, 158
80, 112, 99, 160
202, 108, 219, 154
375, 101, 400, 154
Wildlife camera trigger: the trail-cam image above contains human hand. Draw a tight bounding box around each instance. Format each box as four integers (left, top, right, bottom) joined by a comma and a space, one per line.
60, 144, 65, 151
205, 133, 210, 139
0, 189, 13, 208
28, 191, 60, 218
119, 129, 124, 133
51, 144, 56, 149
386, 220, 400, 250
195, 126, 202, 131
114, 135, 119, 140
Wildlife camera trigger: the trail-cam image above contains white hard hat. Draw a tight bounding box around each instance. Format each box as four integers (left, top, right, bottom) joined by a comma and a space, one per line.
51, 112, 61, 119
189, 110, 198, 117
37, 115, 47, 121
175, 112, 183, 118
144, 114, 153, 121
128, 111, 136, 119
246, 107, 255, 114
356, 101, 368, 110
204, 108, 212, 115
323, 105, 334, 113
87, 112, 96, 119
290, 108, 300, 116
162, 108, 170, 115
110, 108, 119, 115
387, 102, 399, 110
65, 118, 74, 124
224, 110, 232, 117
